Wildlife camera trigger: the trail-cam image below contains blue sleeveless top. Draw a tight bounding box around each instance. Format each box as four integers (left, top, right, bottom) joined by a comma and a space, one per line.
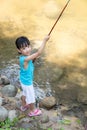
19, 56, 34, 85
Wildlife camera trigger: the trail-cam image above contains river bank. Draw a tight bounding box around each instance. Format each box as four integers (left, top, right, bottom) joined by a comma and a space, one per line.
0, 73, 87, 130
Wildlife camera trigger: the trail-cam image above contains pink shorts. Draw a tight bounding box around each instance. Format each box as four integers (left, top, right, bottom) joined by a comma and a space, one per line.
20, 82, 35, 104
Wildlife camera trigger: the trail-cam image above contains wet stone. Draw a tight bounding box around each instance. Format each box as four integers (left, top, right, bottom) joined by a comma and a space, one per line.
41, 96, 56, 109
1, 84, 17, 97
0, 106, 8, 121
41, 115, 49, 123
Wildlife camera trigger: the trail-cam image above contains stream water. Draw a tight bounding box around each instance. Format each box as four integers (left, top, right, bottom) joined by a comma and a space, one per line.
0, 0, 87, 66
0, 0, 87, 80
0, 0, 87, 126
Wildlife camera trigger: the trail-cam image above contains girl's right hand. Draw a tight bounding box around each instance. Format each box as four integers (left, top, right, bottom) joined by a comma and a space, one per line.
44, 34, 50, 42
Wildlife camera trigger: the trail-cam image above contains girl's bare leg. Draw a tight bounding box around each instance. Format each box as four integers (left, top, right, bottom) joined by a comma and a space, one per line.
29, 103, 35, 112
21, 95, 26, 106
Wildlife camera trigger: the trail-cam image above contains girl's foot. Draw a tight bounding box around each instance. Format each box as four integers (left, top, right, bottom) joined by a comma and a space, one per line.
20, 105, 29, 112
28, 109, 42, 117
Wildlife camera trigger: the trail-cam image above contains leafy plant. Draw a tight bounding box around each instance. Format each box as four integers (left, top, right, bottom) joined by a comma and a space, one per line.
19, 128, 27, 130
0, 117, 19, 129
59, 128, 64, 130
76, 119, 81, 124
47, 128, 52, 130
59, 119, 71, 125
0, 128, 11, 130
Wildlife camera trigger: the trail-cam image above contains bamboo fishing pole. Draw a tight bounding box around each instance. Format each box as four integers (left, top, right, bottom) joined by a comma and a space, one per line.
48, 0, 71, 35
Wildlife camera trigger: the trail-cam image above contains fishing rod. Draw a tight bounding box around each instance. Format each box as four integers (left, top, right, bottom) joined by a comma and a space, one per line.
48, 0, 71, 35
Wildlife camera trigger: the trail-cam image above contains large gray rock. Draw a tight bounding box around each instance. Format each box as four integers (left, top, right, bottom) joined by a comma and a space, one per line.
0, 106, 8, 121
1, 84, 17, 97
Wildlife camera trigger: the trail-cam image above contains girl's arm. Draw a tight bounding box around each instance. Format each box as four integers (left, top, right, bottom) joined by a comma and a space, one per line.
25, 35, 50, 62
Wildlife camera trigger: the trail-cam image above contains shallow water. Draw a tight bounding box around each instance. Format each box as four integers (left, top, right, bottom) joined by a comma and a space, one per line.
0, 0, 87, 88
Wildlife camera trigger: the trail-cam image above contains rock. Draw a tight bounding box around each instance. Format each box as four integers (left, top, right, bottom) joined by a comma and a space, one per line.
1, 84, 17, 97
8, 110, 19, 121
0, 77, 3, 85
41, 115, 49, 123
41, 96, 56, 109
1, 75, 10, 85
15, 91, 23, 100
16, 100, 21, 109
84, 111, 87, 117
0, 97, 3, 106
18, 122, 33, 129
0, 106, 8, 121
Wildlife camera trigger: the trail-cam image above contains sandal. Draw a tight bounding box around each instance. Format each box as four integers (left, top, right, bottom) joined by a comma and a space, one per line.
20, 105, 29, 112
28, 109, 42, 117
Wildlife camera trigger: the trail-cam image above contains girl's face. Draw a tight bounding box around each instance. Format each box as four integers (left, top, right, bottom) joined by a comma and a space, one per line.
19, 45, 31, 56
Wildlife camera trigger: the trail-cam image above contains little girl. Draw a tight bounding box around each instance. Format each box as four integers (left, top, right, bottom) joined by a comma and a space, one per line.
15, 35, 50, 116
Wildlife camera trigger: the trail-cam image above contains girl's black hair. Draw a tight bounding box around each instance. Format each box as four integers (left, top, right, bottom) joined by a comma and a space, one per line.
15, 36, 30, 49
